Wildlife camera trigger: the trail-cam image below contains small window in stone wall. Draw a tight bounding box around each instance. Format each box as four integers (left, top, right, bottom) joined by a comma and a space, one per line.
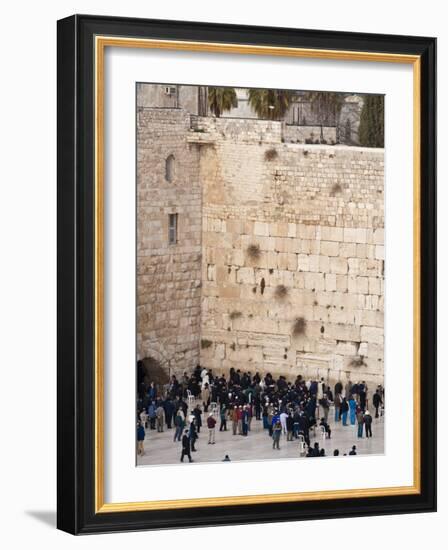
168, 213, 178, 245
165, 154, 175, 182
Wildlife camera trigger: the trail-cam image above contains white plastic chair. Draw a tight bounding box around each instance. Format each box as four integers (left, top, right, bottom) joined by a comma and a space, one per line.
298, 434, 307, 456
319, 425, 327, 441
186, 389, 194, 409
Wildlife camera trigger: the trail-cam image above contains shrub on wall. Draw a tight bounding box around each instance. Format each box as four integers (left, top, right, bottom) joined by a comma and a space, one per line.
330, 183, 343, 196
246, 244, 261, 260
274, 284, 288, 299
349, 356, 367, 368
292, 316, 307, 336
264, 148, 278, 161
229, 310, 242, 320
201, 339, 213, 349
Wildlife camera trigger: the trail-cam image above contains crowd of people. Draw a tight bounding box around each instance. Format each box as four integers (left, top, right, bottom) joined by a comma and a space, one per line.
136, 362, 385, 463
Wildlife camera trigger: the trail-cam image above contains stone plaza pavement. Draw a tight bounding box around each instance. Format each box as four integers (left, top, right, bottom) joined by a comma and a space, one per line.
137, 406, 384, 466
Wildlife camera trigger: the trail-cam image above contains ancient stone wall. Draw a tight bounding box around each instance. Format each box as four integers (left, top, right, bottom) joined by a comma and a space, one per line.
194, 117, 384, 386
136, 107, 202, 375
137, 107, 384, 387
284, 125, 337, 144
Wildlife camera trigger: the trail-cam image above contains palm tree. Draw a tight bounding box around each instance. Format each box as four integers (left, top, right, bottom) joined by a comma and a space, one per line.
305, 91, 345, 141
248, 88, 295, 120
207, 87, 238, 117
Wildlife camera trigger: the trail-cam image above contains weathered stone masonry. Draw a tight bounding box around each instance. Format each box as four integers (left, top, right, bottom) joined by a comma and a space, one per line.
137, 109, 384, 386
137, 108, 202, 372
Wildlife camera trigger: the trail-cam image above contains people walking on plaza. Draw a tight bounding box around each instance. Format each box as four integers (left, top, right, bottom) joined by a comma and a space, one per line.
280, 409, 288, 435
139, 408, 148, 429
334, 392, 341, 422
155, 403, 165, 432
137, 363, 385, 464
356, 407, 365, 438
237, 405, 243, 435
202, 382, 210, 412
163, 397, 175, 429
345, 380, 352, 399
242, 406, 249, 436
373, 389, 383, 418
272, 420, 282, 450
147, 401, 156, 430
364, 410, 373, 438
349, 395, 357, 425
359, 382, 367, 411
192, 404, 202, 433
254, 394, 262, 420
292, 410, 300, 439
286, 412, 294, 441
207, 413, 216, 444
219, 403, 227, 431
247, 403, 253, 431
180, 429, 193, 463
334, 380, 343, 397
189, 420, 198, 452
137, 422, 145, 456
319, 394, 330, 423
148, 381, 157, 401
173, 409, 185, 442
262, 402, 269, 430
231, 405, 238, 435
340, 397, 349, 426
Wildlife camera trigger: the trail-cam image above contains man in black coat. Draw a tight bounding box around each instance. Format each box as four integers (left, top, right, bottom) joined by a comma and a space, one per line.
372, 389, 383, 418
180, 429, 193, 463
364, 410, 373, 438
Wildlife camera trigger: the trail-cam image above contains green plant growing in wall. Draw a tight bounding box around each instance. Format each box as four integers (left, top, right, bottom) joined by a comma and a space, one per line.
274, 284, 288, 299
330, 183, 343, 196
229, 310, 242, 320
264, 148, 278, 161
349, 355, 367, 368
292, 316, 307, 336
201, 339, 213, 349
246, 244, 261, 260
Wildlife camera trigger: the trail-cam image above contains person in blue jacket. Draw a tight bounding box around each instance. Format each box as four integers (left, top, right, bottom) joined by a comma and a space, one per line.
349, 396, 357, 425
136, 422, 145, 456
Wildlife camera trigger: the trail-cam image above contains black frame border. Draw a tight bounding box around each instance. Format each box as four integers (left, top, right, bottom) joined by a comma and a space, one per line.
57, 14, 436, 534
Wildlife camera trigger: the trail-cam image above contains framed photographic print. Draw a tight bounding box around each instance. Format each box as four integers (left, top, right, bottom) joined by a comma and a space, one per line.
57, 14, 436, 534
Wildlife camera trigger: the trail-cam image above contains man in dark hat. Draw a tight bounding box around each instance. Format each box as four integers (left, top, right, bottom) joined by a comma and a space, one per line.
180, 429, 193, 463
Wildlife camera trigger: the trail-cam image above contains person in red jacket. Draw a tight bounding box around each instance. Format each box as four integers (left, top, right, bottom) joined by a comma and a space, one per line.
207, 413, 216, 444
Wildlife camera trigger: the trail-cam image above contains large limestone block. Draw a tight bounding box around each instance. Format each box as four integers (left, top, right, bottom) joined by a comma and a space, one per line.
325, 323, 361, 342
320, 240, 339, 257
254, 221, 270, 236
329, 257, 348, 274
236, 267, 255, 285
368, 276, 381, 295
360, 325, 383, 345
373, 228, 384, 245
325, 273, 337, 292
356, 276, 369, 294
343, 227, 367, 244
375, 245, 385, 260
320, 226, 343, 242
218, 285, 241, 299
